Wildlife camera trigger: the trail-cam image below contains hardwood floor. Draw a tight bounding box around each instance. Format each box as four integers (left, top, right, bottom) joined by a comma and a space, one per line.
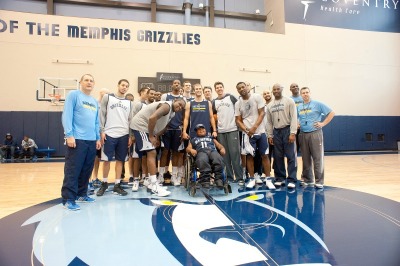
0, 153, 399, 219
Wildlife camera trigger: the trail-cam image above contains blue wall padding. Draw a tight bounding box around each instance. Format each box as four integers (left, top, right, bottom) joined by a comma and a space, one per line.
0, 112, 399, 156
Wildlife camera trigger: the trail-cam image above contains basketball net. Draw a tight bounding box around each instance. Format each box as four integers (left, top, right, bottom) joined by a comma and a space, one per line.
49, 94, 62, 105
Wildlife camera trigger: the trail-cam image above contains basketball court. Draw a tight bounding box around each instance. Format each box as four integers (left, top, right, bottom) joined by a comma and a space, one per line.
0, 153, 399, 265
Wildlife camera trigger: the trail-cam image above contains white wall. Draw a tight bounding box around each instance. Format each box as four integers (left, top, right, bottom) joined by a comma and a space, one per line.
0, 10, 399, 115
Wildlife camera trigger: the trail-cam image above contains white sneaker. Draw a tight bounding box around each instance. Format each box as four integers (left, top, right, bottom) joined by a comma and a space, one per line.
143, 178, 151, 188
254, 173, 263, 184
300, 181, 315, 187
315, 184, 324, 189
157, 174, 164, 184
274, 181, 283, 187
246, 178, 256, 189
151, 183, 171, 197
287, 182, 296, 189
132, 179, 139, 192
265, 178, 276, 190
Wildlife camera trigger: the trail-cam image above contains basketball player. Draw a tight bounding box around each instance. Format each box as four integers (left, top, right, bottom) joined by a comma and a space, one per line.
97, 79, 133, 197
130, 98, 186, 196
235, 82, 275, 190
159, 80, 185, 186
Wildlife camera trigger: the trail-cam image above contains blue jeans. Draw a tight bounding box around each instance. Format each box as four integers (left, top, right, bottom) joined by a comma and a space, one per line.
273, 126, 298, 183
61, 139, 97, 204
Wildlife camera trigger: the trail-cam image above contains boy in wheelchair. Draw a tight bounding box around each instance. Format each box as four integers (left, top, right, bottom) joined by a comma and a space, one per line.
186, 124, 226, 189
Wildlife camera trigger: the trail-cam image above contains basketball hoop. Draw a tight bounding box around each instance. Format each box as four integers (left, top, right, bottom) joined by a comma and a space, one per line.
49, 94, 62, 105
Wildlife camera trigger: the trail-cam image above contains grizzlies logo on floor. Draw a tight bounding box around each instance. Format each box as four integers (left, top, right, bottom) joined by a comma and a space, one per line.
0, 185, 399, 265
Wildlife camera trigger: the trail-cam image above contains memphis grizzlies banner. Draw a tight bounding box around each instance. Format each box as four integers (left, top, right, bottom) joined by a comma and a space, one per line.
285, 0, 400, 33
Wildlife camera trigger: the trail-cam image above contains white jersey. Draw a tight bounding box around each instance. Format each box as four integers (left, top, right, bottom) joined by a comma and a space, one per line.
130, 101, 174, 135
234, 93, 265, 135
100, 93, 132, 138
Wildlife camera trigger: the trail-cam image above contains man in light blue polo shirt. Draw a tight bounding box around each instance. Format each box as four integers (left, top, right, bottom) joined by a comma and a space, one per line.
297, 87, 335, 189
61, 74, 101, 210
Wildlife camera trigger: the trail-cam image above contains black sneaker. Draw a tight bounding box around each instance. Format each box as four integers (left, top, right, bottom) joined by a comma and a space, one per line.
113, 183, 128, 196
96, 182, 108, 196
237, 179, 245, 187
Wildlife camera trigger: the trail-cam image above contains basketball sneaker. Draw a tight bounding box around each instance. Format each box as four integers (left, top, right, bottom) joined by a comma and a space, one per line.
237, 179, 245, 187
113, 183, 128, 196
265, 178, 276, 190
157, 173, 164, 184
76, 196, 96, 203
132, 179, 140, 192
63, 200, 80, 211
88, 182, 95, 195
96, 182, 108, 196
287, 182, 296, 189
150, 183, 171, 197
143, 177, 151, 187
93, 178, 102, 188
246, 178, 256, 189
254, 173, 263, 184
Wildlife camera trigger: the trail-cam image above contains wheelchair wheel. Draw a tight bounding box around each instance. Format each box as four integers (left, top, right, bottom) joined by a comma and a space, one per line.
184, 155, 192, 191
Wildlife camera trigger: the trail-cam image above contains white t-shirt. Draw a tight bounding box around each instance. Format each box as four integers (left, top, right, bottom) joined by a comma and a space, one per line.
234, 93, 265, 135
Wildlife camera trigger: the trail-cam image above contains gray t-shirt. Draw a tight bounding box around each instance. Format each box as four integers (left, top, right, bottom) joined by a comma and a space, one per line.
234, 93, 265, 135
130, 101, 174, 135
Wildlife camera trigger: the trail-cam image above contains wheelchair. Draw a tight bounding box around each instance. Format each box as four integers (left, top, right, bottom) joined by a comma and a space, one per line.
184, 153, 232, 196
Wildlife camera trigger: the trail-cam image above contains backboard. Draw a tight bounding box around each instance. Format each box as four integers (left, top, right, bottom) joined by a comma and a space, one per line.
36, 77, 79, 105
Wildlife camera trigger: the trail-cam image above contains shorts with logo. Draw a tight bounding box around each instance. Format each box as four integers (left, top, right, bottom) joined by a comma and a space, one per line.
101, 134, 129, 161
241, 133, 269, 156
132, 130, 155, 154
162, 129, 183, 151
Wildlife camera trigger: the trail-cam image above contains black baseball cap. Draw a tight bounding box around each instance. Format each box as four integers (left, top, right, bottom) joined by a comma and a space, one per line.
195, 124, 206, 131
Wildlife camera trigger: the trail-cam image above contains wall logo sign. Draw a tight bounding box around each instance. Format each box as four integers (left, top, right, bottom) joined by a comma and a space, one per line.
0, 17, 202, 45
156, 72, 183, 82
301, 1, 315, 20
286, 0, 400, 32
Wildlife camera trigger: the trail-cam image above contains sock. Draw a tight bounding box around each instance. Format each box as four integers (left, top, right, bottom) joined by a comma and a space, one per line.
115, 179, 120, 184
103, 178, 108, 183
178, 166, 184, 177
150, 175, 157, 183
158, 167, 165, 175
172, 166, 178, 177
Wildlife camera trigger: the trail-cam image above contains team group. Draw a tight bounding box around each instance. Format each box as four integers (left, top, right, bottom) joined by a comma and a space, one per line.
61, 74, 334, 211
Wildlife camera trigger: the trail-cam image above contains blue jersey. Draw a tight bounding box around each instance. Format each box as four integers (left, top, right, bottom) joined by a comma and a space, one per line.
189, 100, 211, 138
190, 136, 216, 152
163, 93, 184, 130
62, 90, 100, 141
297, 100, 332, 133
